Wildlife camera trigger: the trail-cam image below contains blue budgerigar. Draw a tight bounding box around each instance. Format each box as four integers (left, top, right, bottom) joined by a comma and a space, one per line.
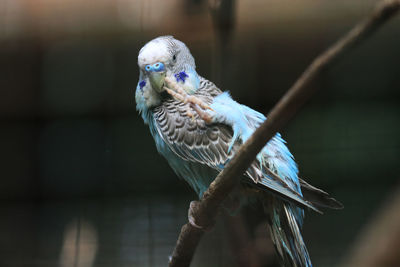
135, 36, 342, 267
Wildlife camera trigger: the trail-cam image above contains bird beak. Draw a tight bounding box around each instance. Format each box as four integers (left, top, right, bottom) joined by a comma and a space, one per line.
149, 71, 166, 93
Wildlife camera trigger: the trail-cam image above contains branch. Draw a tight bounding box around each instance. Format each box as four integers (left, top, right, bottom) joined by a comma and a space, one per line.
169, 1, 400, 266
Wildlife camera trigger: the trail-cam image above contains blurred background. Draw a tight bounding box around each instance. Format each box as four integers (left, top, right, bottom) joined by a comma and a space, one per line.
0, 0, 399, 266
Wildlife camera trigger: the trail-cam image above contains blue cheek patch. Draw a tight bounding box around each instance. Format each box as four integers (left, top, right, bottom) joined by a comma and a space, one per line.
174, 71, 189, 83
139, 80, 146, 90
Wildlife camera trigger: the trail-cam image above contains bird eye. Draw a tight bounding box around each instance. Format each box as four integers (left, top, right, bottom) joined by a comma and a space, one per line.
145, 65, 152, 71
172, 54, 177, 61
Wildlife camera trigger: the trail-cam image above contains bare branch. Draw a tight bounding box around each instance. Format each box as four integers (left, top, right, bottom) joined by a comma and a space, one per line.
168, 1, 400, 266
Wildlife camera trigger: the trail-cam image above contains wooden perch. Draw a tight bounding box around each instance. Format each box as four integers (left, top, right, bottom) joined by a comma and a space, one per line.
168, 1, 400, 266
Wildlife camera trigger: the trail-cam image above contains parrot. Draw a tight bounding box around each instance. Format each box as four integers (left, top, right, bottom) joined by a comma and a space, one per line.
135, 36, 342, 267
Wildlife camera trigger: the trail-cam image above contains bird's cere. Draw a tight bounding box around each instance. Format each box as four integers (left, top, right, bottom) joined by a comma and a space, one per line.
145, 62, 165, 73
153, 62, 165, 72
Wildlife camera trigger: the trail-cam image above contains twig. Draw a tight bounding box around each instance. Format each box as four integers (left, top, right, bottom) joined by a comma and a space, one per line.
168, 1, 400, 266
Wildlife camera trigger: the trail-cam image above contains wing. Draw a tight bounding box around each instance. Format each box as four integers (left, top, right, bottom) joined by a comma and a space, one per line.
152, 79, 320, 212
152, 84, 235, 169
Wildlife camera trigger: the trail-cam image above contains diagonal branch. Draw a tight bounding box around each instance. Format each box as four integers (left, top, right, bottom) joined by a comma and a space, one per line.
168, 1, 400, 266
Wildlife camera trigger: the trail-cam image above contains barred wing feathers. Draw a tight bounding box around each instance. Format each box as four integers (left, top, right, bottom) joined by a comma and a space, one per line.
151, 82, 320, 212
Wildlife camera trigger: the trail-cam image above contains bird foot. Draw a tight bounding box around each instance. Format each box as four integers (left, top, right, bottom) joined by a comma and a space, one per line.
164, 77, 214, 123
188, 201, 215, 231
190, 103, 214, 123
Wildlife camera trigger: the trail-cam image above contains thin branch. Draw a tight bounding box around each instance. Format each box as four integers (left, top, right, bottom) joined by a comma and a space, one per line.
168, 1, 400, 266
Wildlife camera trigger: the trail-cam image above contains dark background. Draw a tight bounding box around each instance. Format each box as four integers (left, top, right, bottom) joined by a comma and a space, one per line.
0, 0, 399, 266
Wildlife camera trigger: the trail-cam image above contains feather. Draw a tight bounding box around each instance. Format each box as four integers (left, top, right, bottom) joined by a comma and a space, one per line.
151, 77, 321, 213
136, 36, 342, 267
264, 198, 312, 267
299, 178, 344, 210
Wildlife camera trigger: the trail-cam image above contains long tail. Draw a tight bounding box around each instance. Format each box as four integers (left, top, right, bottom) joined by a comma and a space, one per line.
264, 197, 312, 267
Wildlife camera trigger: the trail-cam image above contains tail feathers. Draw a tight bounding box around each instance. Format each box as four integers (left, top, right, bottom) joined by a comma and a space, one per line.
265, 199, 312, 267
299, 178, 344, 210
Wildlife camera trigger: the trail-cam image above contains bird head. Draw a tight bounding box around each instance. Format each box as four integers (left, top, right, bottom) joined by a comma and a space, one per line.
135, 36, 200, 115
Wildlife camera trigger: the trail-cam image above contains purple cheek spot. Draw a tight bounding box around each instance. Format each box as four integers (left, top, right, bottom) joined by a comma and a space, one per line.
139, 80, 146, 90
174, 71, 189, 83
